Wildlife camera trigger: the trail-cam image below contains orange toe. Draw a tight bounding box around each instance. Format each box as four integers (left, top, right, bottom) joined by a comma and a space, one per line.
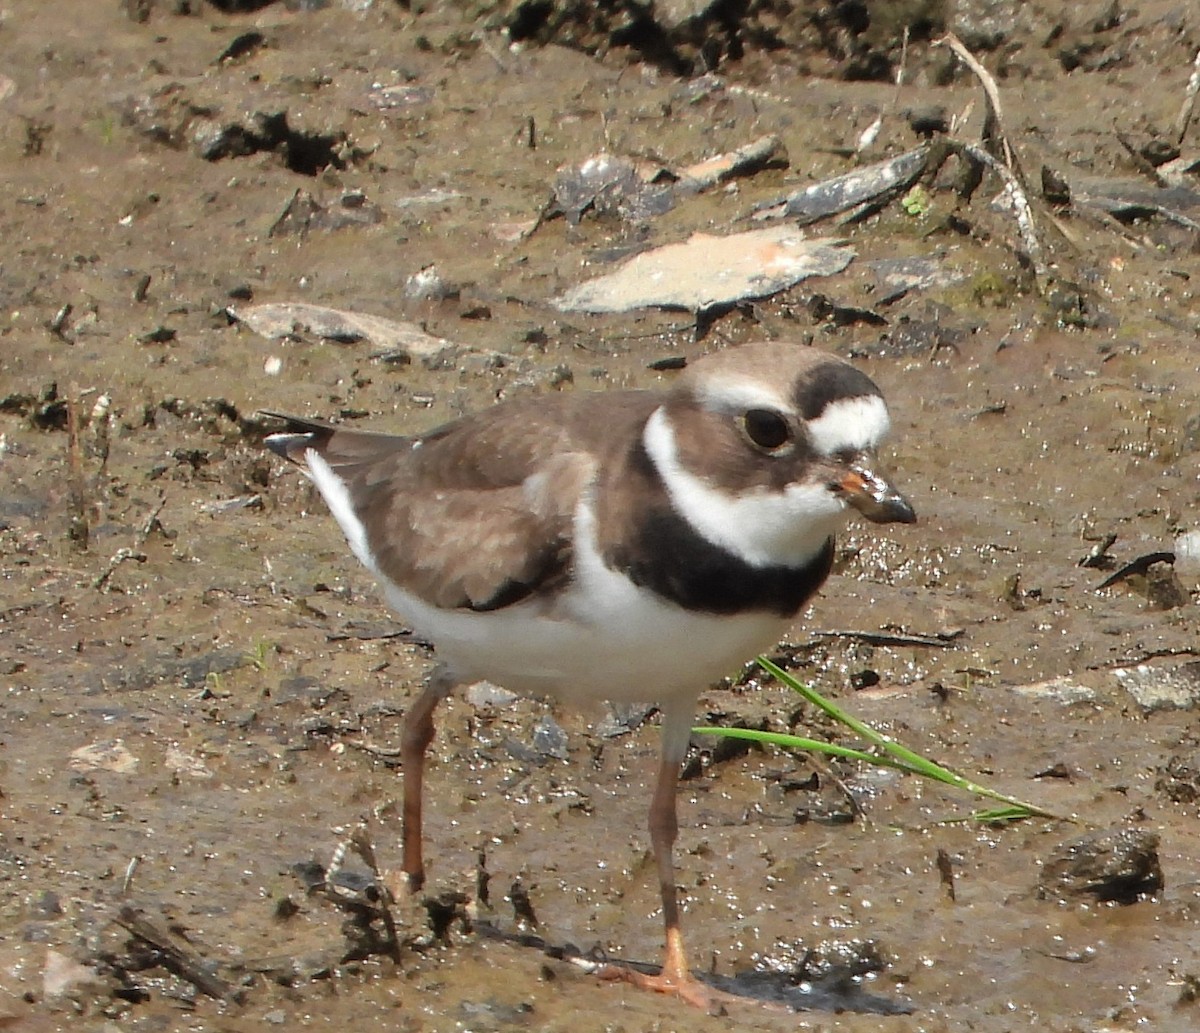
593, 962, 735, 1014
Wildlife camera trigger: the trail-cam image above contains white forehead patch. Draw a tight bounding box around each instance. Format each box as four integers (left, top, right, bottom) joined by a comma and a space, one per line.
806, 394, 891, 455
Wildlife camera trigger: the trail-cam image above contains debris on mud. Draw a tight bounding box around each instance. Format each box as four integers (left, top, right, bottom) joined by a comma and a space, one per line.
122, 84, 350, 172
546, 137, 788, 230
1155, 750, 1200, 806
723, 938, 912, 1015
549, 153, 675, 226
1097, 551, 1188, 609
68, 740, 139, 774
230, 302, 461, 366
111, 905, 245, 1004
676, 134, 789, 192
1114, 662, 1200, 713
269, 188, 384, 237
752, 146, 930, 224
552, 227, 854, 314
1039, 828, 1164, 904
4, 2, 1200, 1030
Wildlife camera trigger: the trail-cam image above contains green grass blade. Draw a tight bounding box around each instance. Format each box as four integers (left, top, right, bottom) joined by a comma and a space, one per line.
691, 655, 1062, 822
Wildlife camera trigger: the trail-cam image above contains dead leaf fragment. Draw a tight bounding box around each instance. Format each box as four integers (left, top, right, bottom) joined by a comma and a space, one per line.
552, 227, 854, 314
43, 950, 103, 998
69, 740, 138, 774
165, 746, 214, 779
230, 302, 459, 365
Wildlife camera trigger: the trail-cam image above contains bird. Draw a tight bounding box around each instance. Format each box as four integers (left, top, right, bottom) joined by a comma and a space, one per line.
262, 341, 915, 1008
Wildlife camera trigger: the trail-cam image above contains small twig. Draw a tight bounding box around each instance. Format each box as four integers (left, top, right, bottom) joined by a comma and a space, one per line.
325, 836, 351, 892
349, 825, 402, 963
325, 820, 402, 963
1115, 131, 1168, 187
93, 494, 166, 590
89, 393, 112, 472
806, 752, 869, 822
812, 628, 959, 648
937, 32, 1024, 181
965, 401, 1008, 419
957, 140, 1046, 280
121, 856, 141, 895
92, 548, 147, 590
1095, 551, 1175, 591
1101, 646, 1200, 667
855, 26, 909, 155
115, 905, 242, 1003
343, 738, 404, 760
676, 134, 788, 191
47, 303, 73, 340
934, 37, 1073, 274
66, 392, 88, 552
135, 495, 166, 544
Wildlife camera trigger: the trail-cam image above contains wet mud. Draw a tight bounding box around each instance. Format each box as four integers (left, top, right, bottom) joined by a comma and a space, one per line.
2, 1, 1200, 1030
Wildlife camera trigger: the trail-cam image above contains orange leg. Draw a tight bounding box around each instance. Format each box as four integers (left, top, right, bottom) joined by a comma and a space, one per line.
594, 701, 736, 1011
399, 669, 455, 892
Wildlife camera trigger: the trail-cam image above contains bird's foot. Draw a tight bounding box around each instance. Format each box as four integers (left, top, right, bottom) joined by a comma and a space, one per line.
588, 961, 740, 1015
381, 868, 423, 902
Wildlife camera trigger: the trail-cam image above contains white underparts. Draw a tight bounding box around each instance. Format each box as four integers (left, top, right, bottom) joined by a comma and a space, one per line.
371, 488, 785, 704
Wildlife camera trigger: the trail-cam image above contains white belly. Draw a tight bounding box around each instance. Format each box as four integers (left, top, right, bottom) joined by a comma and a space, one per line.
381, 577, 788, 704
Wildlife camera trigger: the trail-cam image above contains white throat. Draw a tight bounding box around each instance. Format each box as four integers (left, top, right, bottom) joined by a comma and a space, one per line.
642, 407, 847, 569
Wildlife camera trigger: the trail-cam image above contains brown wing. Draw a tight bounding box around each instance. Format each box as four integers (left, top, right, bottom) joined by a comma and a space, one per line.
262, 393, 655, 612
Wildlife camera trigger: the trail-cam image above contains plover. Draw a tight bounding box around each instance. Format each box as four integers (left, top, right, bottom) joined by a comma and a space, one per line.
263, 341, 915, 1007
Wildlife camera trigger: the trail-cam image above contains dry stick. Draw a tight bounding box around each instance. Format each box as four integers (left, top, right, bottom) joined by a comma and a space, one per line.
93, 494, 166, 590
935, 35, 1054, 287
676, 134, 787, 191
47, 303, 72, 340
1174, 47, 1200, 145
952, 141, 1046, 283
1115, 130, 1169, 187
89, 393, 112, 473
806, 751, 869, 822
325, 821, 403, 963
344, 738, 404, 760
897, 23, 910, 89
65, 393, 88, 552
937, 32, 1024, 182
115, 905, 242, 1003
349, 825, 403, 964
812, 628, 954, 648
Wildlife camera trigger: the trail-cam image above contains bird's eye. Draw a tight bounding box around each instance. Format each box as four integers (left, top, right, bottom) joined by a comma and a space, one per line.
743, 409, 791, 450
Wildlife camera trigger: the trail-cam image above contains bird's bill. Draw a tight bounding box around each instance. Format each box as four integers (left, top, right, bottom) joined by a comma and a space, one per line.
838, 459, 916, 525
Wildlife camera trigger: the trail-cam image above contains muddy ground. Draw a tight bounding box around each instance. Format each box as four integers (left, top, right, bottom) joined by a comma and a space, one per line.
2, 1, 1200, 1030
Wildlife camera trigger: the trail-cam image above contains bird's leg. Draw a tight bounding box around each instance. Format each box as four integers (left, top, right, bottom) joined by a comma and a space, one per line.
397, 667, 456, 894
595, 701, 734, 1011
647, 740, 690, 986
